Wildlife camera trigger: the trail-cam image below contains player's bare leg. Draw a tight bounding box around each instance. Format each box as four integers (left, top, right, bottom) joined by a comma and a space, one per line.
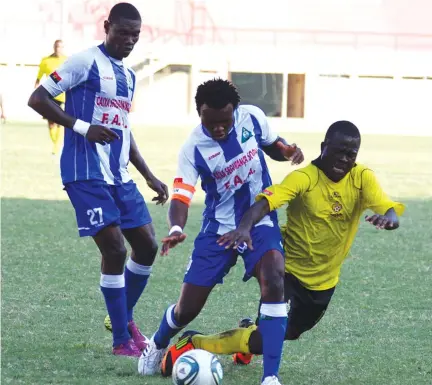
139, 283, 213, 375
94, 225, 141, 357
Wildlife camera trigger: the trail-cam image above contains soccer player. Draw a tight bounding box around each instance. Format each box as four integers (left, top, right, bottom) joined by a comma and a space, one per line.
35, 39, 67, 155
138, 78, 304, 385
164, 120, 405, 374
28, 2, 169, 357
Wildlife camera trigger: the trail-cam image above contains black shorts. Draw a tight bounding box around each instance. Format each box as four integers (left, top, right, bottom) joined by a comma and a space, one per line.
257, 273, 335, 340
283, 273, 335, 340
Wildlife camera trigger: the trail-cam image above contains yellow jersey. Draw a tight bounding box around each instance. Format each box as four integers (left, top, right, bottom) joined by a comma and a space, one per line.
256, 163, 405, 291
37, 55, 67, 103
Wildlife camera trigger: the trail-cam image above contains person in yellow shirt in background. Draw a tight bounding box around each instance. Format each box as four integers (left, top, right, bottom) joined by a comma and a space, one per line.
160, 120, 405, 377
35, 40, 67, 155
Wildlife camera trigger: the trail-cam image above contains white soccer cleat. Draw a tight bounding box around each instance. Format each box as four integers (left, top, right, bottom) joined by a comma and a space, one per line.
262, 375, 283, 385
137, 335, 167, 375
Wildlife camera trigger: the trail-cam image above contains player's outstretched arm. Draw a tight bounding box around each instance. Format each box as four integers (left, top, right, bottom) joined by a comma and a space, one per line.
361, 169, 404, 230
130, 133, 168, 205
160, 199, 189, 256
217, 199, 270, 250
365, 208, 400, 230
262, 137, 304, 164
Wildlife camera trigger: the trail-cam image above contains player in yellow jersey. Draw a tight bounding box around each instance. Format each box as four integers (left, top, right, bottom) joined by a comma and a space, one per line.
35, 40, 67, 154
160, 120, 405, 378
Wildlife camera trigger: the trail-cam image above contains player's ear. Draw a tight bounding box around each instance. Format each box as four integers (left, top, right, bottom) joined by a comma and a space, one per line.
104, 20, 110, 35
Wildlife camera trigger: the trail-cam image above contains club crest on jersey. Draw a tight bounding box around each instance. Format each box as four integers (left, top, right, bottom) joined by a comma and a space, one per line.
50, 71, 62, 83
332, 202, 342, 212
331, 201, 344, 219
241, 127, 253, 143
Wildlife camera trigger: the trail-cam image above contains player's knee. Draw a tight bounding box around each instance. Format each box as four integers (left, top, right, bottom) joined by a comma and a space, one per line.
130, 234, 158, 265
147, 236, 158, 258
260, 266, 285, 302
104, 242, 127, 264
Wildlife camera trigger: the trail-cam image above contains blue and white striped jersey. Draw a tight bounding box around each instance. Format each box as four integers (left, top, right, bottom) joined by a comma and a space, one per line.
42, 44, 136, 185
172, 105, 279, 235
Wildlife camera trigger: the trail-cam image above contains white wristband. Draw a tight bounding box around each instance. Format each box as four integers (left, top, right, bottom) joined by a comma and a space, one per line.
169, 225, 183, 236
73, 119, 90, 136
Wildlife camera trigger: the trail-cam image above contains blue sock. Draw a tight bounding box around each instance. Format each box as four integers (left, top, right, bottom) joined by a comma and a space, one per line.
125, 258, 151, 322
259, 302, 288, 380
100, 274, 130, 347
153, 304, 184, 349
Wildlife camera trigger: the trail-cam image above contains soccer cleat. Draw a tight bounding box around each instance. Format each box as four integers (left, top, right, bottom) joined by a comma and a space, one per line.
138, 335, 167, 376
161, 330, 201, 377
262, 375, 282, 385
232, 317, 255, 365
112, 339, 142, 357
128, 320, 149, 351
104, 315, 149, 351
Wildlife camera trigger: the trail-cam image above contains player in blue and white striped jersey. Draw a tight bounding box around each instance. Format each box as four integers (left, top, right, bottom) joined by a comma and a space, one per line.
139, 79, 304, 385
28, 2, 168, 358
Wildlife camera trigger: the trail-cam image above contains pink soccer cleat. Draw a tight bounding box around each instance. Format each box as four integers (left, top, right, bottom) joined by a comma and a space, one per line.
112, 339, 142, 357
128, 320, 149, 351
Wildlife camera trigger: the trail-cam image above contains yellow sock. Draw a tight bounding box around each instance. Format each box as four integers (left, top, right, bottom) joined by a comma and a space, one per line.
191, 325, 257, 354
49, 125, 57, 144
53, 125, 63, 154
49, 125, 63, 154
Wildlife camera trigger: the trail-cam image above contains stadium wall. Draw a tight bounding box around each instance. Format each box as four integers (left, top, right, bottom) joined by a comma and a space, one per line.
1, 47, 431, 136
1, 0, 431, 136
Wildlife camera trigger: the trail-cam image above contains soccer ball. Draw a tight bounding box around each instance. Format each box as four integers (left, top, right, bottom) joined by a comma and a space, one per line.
172, 349, 223, 385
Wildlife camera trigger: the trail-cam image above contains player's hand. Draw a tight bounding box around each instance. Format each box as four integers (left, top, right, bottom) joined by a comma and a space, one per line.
217, 227, 253, 251
161, 232, 187, 256
283, 143, 304, 165
1, 114, 6, 124
365, 214, 395, 229
86, 125, 120, 145
146, 176, 169, 205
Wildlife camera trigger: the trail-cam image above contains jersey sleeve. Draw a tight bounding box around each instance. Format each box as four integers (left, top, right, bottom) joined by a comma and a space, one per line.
41, 52, 92, 98
243, 105, 278, 146
36, 59, 46, 81
362, 169, 405, 216
255, 170, 310, 211
172, 144, 199, 207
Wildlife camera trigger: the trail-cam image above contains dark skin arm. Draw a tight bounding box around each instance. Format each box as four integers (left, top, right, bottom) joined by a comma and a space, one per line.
217, 199, 271, 250
28, 86, 119, 144
218, 203, 400, 252
262, 137, 304, 164
365, 207, 400, 230
160, 199, 189, 255
129, 133, 169, 205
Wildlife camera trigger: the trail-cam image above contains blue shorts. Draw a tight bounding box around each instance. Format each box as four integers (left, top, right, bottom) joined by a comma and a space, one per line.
184, 224, 284, 287
64, 180, 152, 237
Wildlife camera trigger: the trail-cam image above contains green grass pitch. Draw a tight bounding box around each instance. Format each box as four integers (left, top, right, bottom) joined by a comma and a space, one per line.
2, 122, 432, 385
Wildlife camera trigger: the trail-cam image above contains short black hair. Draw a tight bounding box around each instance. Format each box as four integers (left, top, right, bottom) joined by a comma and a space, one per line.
108, 2, 141, 23
324, 120, 361, 142
195, 78, 241, 114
